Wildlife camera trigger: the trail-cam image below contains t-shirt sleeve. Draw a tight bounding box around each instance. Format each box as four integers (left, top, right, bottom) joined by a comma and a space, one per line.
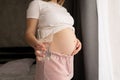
26, 1, 40, 19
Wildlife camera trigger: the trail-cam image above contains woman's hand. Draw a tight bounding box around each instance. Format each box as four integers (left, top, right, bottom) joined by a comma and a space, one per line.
33, 41, 47, 61
71, 39, 82, 56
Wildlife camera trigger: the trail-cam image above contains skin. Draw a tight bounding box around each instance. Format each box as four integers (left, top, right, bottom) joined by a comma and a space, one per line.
25, 0, 82, 61
50, 0, 57, 3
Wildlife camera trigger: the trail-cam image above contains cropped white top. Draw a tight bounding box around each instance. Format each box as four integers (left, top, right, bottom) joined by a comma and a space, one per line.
26, 0, 75, 39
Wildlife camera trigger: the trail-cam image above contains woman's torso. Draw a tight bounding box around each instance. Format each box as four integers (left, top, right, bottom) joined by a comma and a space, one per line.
36, 0, 77, 55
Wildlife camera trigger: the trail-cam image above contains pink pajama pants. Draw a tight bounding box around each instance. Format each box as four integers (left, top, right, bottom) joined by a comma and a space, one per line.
35, 51, 74, 80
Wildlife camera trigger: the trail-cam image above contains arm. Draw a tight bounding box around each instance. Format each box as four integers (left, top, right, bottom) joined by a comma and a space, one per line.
25, 1, 46, 61
25, 18, 38, 48
25, 18, 46, 60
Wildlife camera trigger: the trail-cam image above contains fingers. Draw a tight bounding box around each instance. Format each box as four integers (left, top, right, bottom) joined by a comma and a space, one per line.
34, 43, 47, 51
35, 50, 45, 57
76, 39, 82, 50
33, 41, 48, 61
71, 39, 82, 56
71, 45, 81, 56
35, 50, 45, 61
76, 40, 82, 50
36, 56, 43, 61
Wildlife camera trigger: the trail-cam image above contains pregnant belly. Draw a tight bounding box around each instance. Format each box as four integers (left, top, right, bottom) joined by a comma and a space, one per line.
50, 27, 77, 55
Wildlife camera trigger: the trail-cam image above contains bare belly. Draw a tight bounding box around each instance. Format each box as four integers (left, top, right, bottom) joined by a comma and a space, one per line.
50, 27, 77, 55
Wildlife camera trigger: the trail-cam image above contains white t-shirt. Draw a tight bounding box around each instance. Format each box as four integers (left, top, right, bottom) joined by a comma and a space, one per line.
26, 0, 75, 39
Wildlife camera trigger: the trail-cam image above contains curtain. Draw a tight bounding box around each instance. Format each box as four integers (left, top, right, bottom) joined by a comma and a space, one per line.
97, 0, 120, 80
97, 0, 113, 79
70, 0, 85, 80
79, 0, 98, 79
64, 0, 85, 80
65, 0, 98, 80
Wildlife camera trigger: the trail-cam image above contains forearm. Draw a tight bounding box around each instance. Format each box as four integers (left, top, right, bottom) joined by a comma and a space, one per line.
25, 32, 38, 48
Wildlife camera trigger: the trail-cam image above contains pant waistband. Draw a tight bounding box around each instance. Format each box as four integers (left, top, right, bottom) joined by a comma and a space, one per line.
50, 50, 73, 58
